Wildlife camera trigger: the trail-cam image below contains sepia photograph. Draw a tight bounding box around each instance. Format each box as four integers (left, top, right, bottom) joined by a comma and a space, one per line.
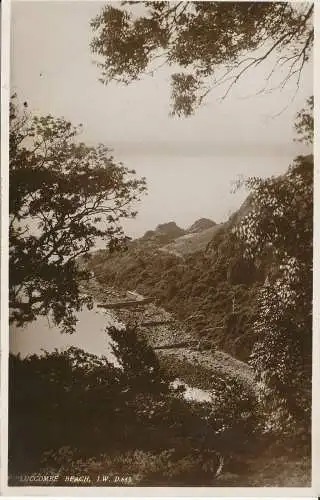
2, 0, 316, 491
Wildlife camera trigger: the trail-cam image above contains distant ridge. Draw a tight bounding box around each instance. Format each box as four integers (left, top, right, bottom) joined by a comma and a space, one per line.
187, 218, 216, 234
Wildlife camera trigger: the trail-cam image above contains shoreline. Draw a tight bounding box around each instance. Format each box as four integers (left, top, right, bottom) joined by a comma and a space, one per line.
82, 278, 256, 392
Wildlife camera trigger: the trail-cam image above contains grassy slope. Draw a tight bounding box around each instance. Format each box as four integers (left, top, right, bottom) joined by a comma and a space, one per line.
161, 224, 222, 256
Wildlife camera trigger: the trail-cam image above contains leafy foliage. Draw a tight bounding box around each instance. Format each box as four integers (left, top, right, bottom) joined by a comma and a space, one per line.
91, 2, 313, 116
235, 154, 313, 431
9, 326, 259, 482
294, 95, 313, 145
233, 97, 313, 430
10, 97, 146, 332
9, 326, 170, 472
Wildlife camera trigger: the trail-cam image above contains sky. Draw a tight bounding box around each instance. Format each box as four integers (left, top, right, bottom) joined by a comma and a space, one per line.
10, 1, 313, 239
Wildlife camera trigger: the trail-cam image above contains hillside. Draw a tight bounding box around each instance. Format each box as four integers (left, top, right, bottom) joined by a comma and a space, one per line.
161, 224, 221, 257
86, 199, 267, 361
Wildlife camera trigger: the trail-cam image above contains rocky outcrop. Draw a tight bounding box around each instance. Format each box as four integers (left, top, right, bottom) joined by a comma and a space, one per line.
187, 218, 216, 234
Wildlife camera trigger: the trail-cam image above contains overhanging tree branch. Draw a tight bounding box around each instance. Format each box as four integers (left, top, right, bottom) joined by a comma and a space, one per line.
91, 1, 313, 116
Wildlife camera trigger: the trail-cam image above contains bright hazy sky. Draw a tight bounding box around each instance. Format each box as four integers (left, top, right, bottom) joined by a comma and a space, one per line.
11, 1, 313, 238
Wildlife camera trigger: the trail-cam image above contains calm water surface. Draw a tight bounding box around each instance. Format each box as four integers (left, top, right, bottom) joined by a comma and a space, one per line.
10, 304, 120, 364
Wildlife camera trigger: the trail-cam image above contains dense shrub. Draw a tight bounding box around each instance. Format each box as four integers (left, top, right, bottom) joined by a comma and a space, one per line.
9, 326, 260, 479
35, 447, 225, 486
236, 155, 313, 433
